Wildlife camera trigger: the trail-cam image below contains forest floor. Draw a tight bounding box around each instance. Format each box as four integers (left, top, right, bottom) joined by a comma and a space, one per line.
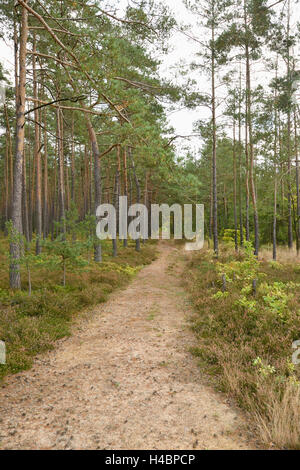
0, 241, 258, 450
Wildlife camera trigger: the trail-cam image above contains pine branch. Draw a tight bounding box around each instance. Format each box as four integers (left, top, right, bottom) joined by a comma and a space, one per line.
17, 0, 131, 124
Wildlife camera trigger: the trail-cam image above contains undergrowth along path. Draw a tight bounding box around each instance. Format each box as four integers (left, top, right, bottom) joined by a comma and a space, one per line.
0, 242, 257, 450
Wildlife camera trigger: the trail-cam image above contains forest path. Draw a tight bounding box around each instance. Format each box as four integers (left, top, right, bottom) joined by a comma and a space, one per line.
0, 242, 256, 450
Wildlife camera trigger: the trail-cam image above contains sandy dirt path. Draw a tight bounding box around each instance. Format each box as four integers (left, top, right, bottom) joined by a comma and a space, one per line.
0, 243, 257, 450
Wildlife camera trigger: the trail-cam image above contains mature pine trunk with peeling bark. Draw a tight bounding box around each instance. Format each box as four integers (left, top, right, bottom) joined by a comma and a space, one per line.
10, 3, 28, 289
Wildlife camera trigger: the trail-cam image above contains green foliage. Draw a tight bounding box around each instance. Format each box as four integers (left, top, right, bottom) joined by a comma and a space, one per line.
185, 244, 300, 448
222, 228, 246, 244
259, 281, 299, 323
253, 357, 276, 378
216, 241, 261, 284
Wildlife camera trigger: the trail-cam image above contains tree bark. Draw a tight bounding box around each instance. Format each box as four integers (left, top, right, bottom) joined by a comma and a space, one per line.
129, 148, 141, 252
10, 2, 28, 289
85, 117, 102, 262
244, 1, 259, 255
57, 107, 66, 236
211, 0, 218, 256
33, 33, 42, 254
233, 115, 238, 252
287, 0, 293, 249
294, 111, 300, 254
43, 107, 49, 238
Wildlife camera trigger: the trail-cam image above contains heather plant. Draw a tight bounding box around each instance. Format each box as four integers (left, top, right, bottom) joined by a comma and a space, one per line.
186, 244, 300, 449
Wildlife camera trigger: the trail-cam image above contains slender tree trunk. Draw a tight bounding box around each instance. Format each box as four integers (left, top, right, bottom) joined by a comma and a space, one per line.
223, 184, 228, 229
71, 113, 76, 203
85, 117, 102, 262
57, 107, 66, 236
294, 111, 300, 254
246, 51, 259, 256
244, 0, 259, 255
22, 148, 30, 243
211, 2, 218, 256
33, 33, 42, 254
43, 107, 48, 238
130, 148, 141, 252
273, 65, 279, 261
287, 0, 293, 249
4, 127, 9, 227
83, 144, 88, 215
27, 125, 33, 241
10, 2, 28, 289
233, 115, 238, 252
4, 105, 12, 226
143, 172, 149, 244
209, 162, 213, 240
123, 147, 128, 247
245, 108, 250, 242
112, 164, 120, 258
273, 175, 277, 261
238, 73, 244, 246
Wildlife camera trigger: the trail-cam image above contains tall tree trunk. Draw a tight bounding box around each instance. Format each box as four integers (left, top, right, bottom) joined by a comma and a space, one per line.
22, 148, 30, 243
233, 115, 238, 252
295, 111, 300, 255
244, 1, 259, 255
112, 164, 120, 258
33, 33, 42, 254
246, 50, 259, 256
10, 2, 28, 289
209, 161, 213, 241
3, 104, 12, 226
129, 148, 141, 252
245, 106, 250, 242
238, 70, 244, 246
85, 117, 102, 262
123, 147, 128, 247
273, 64, 279, 261
273, 175, 277, 261
211, 0, 218, 256
57, 107, 66, 236
71, 113, 76, 203
287, 0, 293, 249
43, 107, 48, 238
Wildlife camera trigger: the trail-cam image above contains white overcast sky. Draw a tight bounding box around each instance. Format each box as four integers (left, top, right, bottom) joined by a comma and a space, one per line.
0, 0, 299, 156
